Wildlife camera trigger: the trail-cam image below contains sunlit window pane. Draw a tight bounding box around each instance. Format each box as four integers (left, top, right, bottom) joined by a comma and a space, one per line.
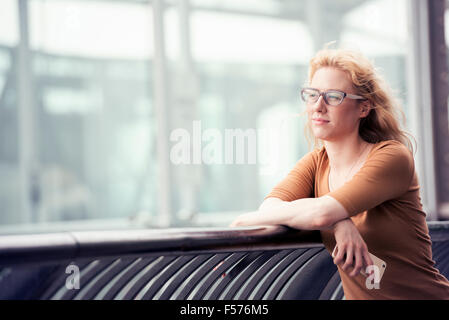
29, 0, 153, 58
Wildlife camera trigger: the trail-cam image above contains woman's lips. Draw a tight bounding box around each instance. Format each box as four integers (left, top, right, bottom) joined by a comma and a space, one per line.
312, 119, 330, 125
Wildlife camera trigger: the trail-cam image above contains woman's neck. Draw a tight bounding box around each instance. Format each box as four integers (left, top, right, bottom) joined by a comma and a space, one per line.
324, 136, 372, 173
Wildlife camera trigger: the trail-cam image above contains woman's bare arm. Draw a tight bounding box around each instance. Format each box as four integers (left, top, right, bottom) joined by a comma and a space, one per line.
258, 197, 286, 211
230, 195, 350, 230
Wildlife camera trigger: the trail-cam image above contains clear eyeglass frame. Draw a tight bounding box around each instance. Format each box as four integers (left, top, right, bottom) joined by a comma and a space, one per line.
301, 87, 366, 106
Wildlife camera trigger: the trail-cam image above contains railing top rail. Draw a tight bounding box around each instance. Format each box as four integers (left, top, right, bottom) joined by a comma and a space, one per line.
0, 225, 322, 266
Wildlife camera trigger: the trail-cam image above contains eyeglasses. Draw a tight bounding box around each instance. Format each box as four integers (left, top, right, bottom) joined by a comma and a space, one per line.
301, 87, 366, 106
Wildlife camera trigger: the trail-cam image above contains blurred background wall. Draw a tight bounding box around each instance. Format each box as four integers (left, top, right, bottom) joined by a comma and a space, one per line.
0, 0, 448, 233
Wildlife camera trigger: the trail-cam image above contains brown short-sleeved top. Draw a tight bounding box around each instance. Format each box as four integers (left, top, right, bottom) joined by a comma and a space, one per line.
266, 140, 449, 299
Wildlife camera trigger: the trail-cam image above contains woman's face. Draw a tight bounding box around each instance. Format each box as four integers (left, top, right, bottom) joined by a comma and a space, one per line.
306, 67, 365, 142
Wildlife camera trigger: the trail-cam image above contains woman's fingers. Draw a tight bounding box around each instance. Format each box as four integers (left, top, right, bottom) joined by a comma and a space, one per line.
229, 218, 242, 227
333, 246, 345, 265
333, 245, 374, 277
335, 246, 367, 277
349, 249, 363, 277
342, 247, 353, 271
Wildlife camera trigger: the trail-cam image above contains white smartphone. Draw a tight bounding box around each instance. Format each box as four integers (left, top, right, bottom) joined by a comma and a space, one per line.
332, 245, 387, 282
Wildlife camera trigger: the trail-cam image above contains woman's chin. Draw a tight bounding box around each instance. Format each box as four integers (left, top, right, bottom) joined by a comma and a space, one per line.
312, 129, 329, 140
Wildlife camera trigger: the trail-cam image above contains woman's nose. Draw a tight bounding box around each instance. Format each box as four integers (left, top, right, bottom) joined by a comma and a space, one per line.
312, 95, 327, 112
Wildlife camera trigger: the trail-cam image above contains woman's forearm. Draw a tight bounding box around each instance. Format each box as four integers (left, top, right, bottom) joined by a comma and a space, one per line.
232, 196, 350, 230
233, 197, 335, 230
258, 197, 286, 212
331, 217, 353, 229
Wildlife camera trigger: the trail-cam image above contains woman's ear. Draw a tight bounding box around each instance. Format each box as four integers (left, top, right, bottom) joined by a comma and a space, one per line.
359, 100, 371, 118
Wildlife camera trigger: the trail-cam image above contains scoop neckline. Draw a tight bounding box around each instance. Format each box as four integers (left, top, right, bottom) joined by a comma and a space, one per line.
325, 141, 381, 193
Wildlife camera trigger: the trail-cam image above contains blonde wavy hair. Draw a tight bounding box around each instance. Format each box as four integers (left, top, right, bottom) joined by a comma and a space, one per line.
303, 47, 415, 154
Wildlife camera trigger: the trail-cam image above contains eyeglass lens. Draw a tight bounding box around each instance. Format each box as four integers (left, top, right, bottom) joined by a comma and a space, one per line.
301, 89, 344, 106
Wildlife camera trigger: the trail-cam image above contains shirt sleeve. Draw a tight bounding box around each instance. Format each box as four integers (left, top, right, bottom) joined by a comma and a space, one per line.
327, 141, 415, 217
264, 149, 319, 201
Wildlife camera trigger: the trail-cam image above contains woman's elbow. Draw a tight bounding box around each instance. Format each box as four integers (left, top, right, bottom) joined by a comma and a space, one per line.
288, 211, 331, 231
312, 213, 334, 230
314, 196, 349, 229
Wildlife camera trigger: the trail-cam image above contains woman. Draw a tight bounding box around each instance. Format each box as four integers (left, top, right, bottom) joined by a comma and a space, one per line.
230, 48, 449, 299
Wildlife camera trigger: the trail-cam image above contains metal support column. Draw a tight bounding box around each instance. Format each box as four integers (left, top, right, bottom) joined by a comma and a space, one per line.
172, 0, 200, 225
17, 0, 38, 224
305, 0, 343, 51
427, 0, 449, 219
406, 0, 438, 220
152, 0, 173, 227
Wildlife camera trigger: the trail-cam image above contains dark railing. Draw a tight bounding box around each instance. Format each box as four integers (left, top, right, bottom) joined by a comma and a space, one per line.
0, 226, 322, 266
1, 222, 449, 300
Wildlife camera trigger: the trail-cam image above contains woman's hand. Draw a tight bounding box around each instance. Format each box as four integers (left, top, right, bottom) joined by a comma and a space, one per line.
332, 219, 374, 277
229, 211, 260, 227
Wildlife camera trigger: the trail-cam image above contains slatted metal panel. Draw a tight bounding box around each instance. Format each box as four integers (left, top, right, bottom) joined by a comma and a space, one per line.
33, 248, 340, 300
35, 241, 449, 300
